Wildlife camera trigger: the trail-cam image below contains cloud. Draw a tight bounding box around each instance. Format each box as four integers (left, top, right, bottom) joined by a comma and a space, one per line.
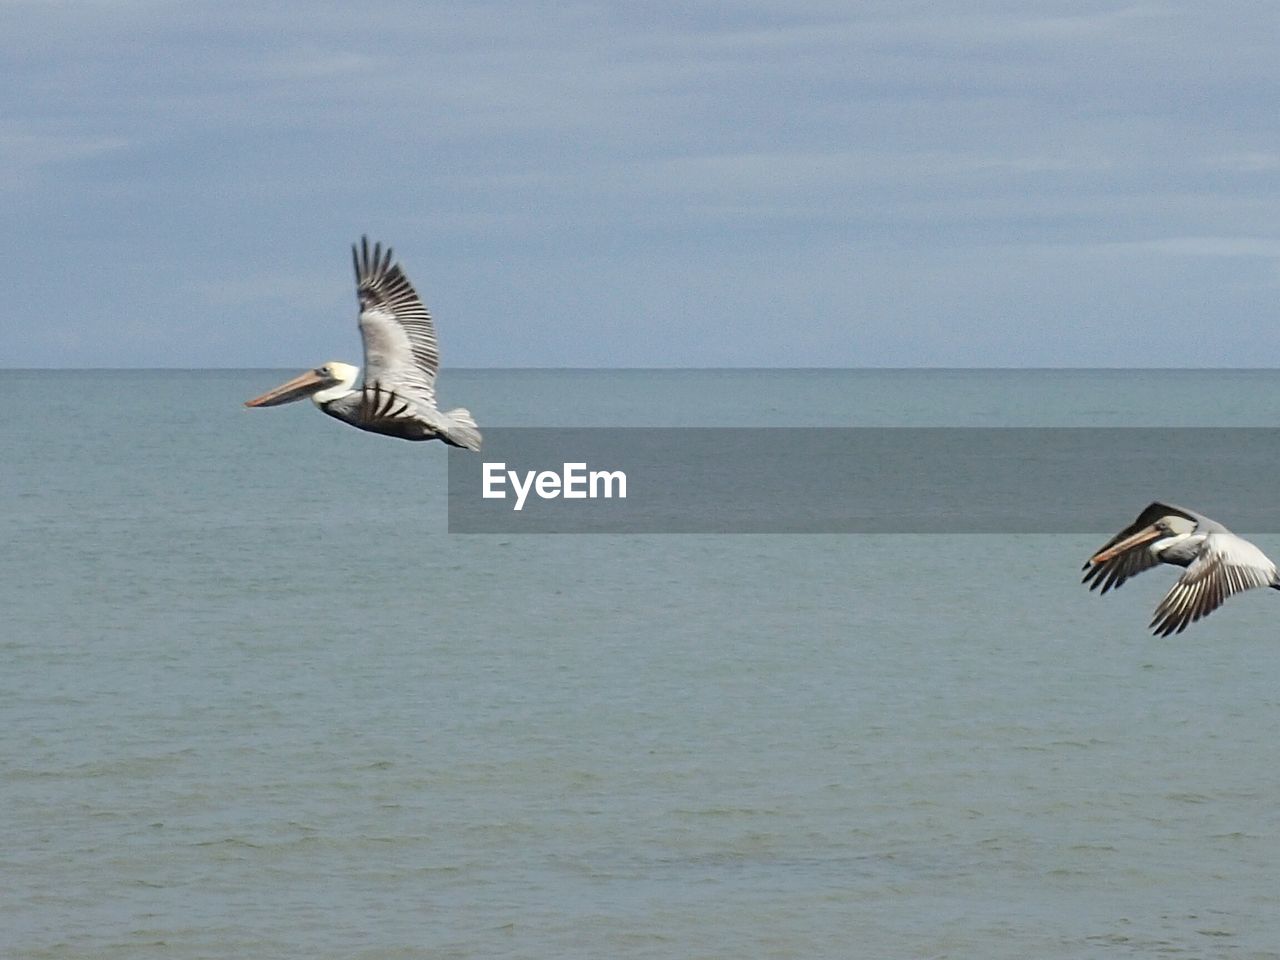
0, 124, 130, 190
2, 0, 1280, 366
1100, 237, 1280, 258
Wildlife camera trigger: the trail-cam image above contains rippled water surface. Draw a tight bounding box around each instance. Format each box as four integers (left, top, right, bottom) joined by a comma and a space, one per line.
4, 369, 1280, 959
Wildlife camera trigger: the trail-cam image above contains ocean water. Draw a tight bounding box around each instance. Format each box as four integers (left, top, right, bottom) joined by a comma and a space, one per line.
4, 369, 1280, 959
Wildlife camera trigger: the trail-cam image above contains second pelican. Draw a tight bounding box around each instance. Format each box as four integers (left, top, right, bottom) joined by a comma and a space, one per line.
1083, 502, 1279, 636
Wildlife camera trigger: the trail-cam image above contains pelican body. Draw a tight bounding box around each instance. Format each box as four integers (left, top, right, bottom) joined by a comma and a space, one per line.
246, 238, 481, 450
1083, 502, 1280, 636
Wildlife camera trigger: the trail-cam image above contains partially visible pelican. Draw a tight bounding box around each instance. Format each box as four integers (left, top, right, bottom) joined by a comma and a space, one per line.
1083, 502, 1279, 636
245, 237, 481, 450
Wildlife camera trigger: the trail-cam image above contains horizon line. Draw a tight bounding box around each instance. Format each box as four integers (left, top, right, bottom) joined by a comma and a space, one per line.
9, 364, 1280, 373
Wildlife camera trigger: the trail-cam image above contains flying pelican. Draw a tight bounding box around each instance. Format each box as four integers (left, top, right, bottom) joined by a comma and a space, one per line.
1082, 502, 1279, 636
245, 237, 481, 450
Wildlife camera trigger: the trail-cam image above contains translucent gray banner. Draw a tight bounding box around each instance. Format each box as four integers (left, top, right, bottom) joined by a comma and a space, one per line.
446, 428, 1280, 533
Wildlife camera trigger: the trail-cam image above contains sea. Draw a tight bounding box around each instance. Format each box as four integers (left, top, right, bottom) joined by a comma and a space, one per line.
4, 368, 1280, 959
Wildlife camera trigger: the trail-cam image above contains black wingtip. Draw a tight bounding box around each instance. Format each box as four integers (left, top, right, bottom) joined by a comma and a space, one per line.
355, 235, 398, 280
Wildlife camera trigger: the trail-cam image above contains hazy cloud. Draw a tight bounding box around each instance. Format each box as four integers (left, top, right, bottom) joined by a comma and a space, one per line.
2, 0, 1279, 366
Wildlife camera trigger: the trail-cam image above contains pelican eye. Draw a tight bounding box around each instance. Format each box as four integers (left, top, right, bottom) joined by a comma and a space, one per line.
318, 366, 331, 376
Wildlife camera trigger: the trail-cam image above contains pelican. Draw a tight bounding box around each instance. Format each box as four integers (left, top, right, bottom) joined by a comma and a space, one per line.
1083, 502, 1280, 636
245, 237, 481, 449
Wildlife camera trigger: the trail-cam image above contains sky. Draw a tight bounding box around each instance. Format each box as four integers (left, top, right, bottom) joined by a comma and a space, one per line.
3, 0, 1279, 367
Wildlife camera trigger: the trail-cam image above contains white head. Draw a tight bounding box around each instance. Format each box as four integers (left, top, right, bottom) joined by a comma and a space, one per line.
244, 361, 359, 408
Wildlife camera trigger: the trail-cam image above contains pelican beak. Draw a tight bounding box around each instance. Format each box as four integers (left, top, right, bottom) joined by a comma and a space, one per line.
244, 369, 330, 407
1090, 523, 1164, 564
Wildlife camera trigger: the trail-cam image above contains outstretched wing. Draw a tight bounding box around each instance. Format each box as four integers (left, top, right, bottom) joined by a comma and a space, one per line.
1149, 532, 1277, 636
352, 236, 440, 408
1082, 502, 1199, 594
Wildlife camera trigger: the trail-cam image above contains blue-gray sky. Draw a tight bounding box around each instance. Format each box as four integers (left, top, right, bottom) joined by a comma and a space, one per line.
4, 1, 1279, 367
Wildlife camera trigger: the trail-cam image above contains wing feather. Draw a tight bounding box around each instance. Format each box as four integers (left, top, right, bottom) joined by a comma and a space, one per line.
1082, 543, 1162, 594
1148, 532, 1277, 636
1081, 502, 1195, 594
353, 236, 441, 408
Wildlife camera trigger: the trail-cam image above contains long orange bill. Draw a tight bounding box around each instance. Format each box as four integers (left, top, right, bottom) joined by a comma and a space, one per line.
1089, 523, 1163, 564
244, 369, 330, 408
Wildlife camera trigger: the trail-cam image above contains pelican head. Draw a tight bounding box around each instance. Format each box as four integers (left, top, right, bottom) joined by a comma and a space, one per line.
245, 361, 359, 408
1089, 512, 1196, 564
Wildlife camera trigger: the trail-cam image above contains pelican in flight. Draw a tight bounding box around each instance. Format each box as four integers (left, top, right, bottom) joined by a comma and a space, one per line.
1083, 502, 1279, 636
245, 237, 481, 450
